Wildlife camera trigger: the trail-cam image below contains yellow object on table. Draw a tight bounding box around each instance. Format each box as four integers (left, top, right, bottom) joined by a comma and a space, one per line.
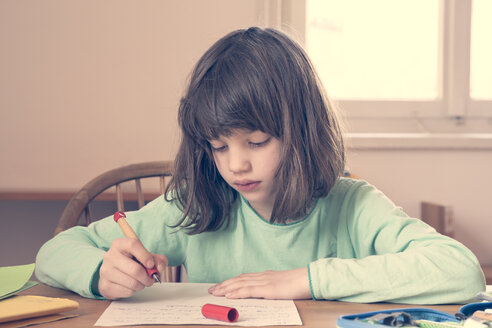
0, 295, 78, 323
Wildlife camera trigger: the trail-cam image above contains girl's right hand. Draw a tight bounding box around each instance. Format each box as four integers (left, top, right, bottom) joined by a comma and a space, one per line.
98, 238, 168, 300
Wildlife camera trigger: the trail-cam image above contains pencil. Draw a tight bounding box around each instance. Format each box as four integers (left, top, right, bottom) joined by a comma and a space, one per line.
113, 211, 161, 283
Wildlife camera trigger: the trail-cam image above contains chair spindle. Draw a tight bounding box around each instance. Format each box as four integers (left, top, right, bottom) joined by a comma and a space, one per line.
116, 184, 124, 212
135, 178, 144, 209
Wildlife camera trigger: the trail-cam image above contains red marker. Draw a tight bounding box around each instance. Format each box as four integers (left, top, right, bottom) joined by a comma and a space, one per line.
113, 211, 161, 283
201, 304, 239, 322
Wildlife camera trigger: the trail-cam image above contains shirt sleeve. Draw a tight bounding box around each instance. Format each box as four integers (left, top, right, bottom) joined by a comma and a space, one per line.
308, 180, 485, 304
35, 196, 187, 299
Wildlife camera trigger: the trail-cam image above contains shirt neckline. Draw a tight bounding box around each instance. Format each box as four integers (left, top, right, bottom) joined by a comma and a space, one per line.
239, 195, 318, 227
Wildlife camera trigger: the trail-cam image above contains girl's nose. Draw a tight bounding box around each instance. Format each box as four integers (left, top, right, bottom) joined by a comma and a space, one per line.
228, 151, 251, 173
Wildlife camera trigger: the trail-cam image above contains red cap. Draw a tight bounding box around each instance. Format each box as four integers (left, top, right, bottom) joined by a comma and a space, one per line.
201, 303, 238, 322
113, 211, 126, 222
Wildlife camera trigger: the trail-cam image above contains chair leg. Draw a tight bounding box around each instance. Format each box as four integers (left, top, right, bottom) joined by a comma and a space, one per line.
165, 267, 173, 283
175, 265, 182, 282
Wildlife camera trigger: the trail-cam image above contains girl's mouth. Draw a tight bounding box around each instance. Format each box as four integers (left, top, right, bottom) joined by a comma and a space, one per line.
234, 180, 260, 192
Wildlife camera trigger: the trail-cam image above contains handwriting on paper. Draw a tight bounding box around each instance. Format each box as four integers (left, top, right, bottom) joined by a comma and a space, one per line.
95, 283, 302, 326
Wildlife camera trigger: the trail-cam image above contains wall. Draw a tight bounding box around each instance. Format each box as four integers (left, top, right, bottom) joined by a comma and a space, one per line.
346, 149, 492, 266
0, 198, 140, 266
0, 0, 266, 191
0, 1, 490, 267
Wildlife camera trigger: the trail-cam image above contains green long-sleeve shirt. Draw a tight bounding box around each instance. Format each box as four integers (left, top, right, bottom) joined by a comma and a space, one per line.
35, 178, 485, 303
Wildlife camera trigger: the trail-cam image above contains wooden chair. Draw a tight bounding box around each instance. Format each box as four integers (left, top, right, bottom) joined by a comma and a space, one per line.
54, 160, 181, 282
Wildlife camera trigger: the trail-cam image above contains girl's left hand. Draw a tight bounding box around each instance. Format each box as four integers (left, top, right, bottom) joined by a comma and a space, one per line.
208, 267, 311, 299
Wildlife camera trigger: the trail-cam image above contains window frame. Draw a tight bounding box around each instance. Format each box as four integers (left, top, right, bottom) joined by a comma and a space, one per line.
271, 0, 492, 149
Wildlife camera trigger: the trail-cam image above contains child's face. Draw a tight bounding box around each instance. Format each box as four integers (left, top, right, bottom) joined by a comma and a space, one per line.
209, 129, 282, 220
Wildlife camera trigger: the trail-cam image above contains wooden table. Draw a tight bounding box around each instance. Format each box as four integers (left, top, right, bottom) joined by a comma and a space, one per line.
15, 284, 461, 328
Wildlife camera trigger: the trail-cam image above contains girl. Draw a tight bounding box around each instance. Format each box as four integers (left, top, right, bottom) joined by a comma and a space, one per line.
35, 27, 485, 303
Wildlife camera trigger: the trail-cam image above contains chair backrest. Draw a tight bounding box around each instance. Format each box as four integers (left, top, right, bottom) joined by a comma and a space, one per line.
55, 160, 180, 281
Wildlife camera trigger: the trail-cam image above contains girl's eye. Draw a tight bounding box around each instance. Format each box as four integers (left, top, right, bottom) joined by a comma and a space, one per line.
210, 144, 227, 152
249, 137, 271, 148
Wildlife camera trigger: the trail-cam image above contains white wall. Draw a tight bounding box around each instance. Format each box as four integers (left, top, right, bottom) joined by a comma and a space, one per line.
347, 149, 492, 265
1, 1, 490, 265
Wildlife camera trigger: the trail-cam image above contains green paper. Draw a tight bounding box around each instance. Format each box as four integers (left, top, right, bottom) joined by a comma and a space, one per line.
0, 281, 38, 300
0, 264, 38, 300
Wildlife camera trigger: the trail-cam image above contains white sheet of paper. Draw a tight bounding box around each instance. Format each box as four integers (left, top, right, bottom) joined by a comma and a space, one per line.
94, 283, 302, 326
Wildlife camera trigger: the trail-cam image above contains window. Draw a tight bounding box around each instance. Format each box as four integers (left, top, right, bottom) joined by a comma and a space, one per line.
306, 0, 439, 101
470, 0, 492, 101
277, 0, 492, 147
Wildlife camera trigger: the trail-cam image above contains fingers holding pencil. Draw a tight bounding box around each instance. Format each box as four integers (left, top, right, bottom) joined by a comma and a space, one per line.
113, 211, 163, 283
113, 237, 168, 283
99, 238, 154, 299
99, 237, 169, 300
96, 212, 168, 300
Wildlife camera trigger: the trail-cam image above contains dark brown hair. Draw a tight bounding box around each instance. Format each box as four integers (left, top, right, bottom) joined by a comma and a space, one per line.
166, 27, 345, 234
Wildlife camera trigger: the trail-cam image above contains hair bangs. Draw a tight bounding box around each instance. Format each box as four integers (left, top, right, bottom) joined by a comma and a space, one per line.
181, 45, 283, 145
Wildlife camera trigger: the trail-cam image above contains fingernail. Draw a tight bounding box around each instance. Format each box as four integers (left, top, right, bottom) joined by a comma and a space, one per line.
147, 260, 154, 268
